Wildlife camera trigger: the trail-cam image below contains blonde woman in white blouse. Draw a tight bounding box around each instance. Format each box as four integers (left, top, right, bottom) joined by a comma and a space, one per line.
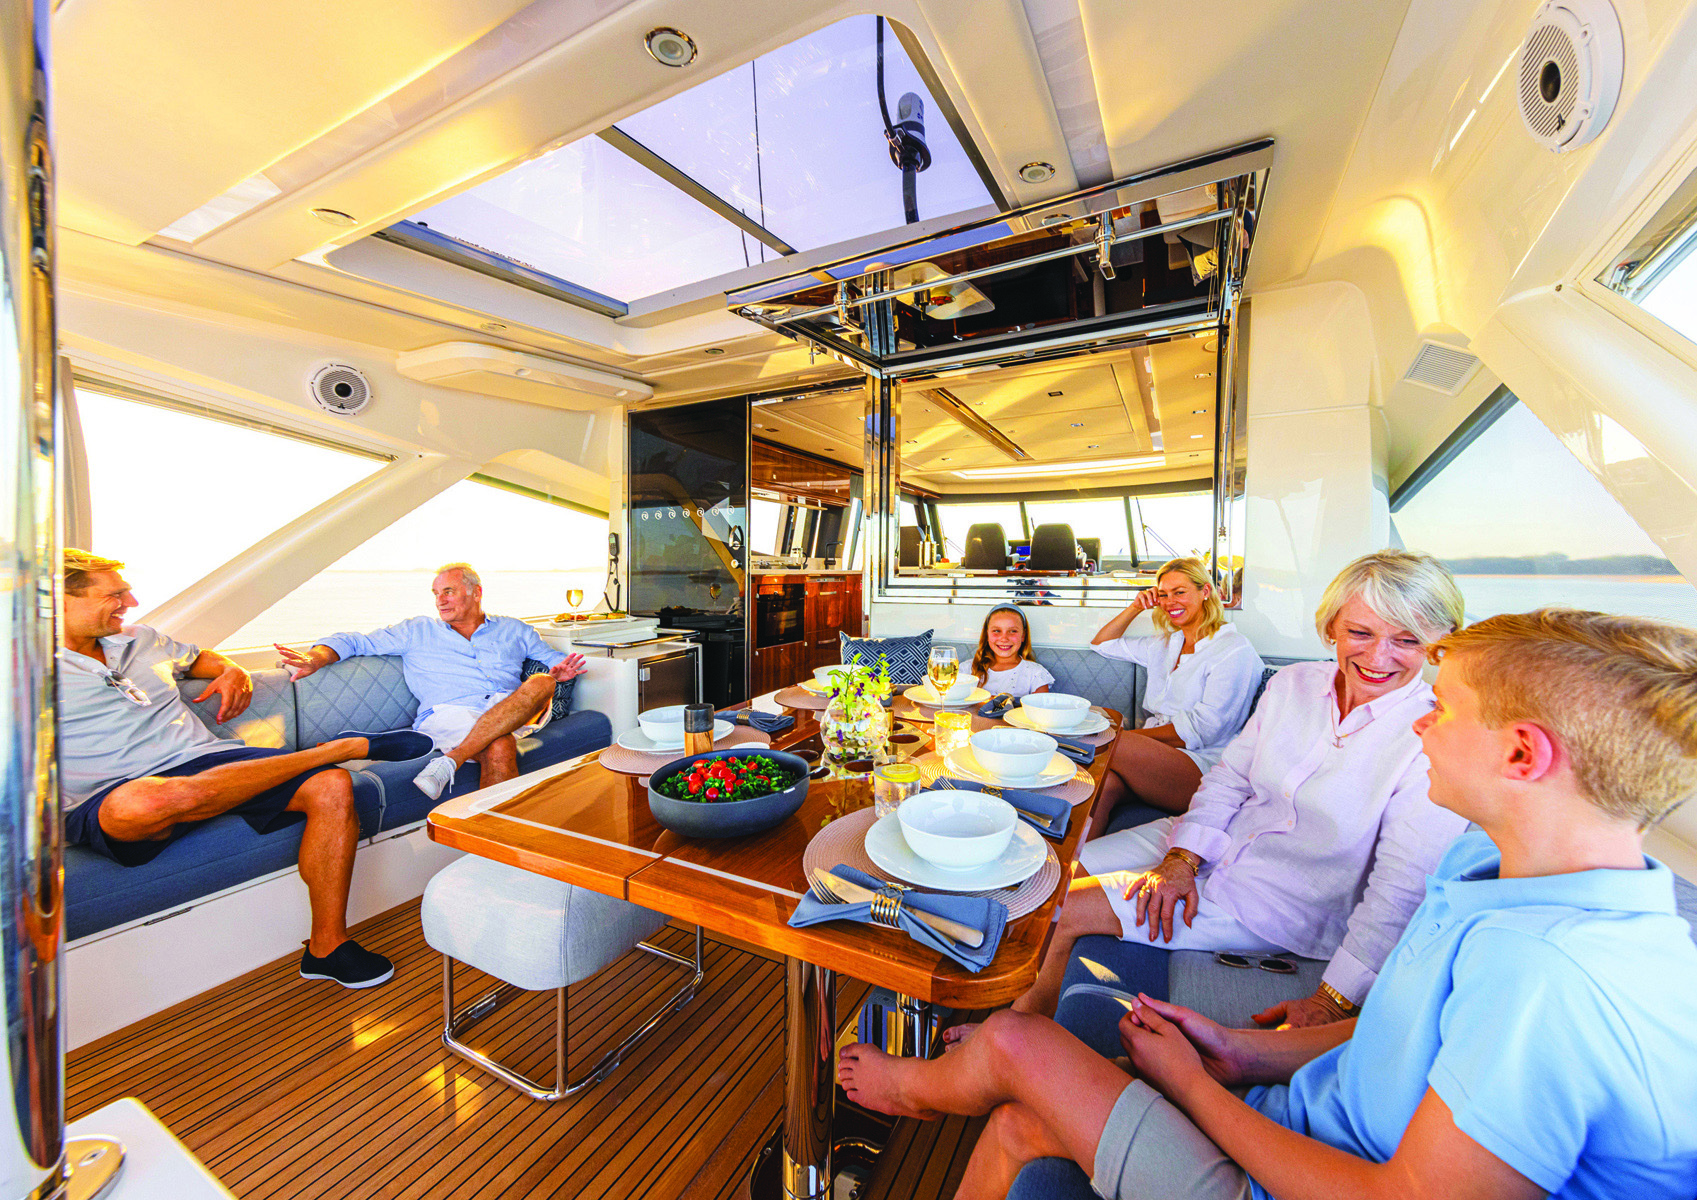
1086, 557, 1265, 832
1005, 550, 1470, 1028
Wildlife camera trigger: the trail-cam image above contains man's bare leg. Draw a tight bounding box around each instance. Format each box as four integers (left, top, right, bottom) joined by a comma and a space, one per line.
98, 736, 378, 841
471, 733, 521, 788
284, 770, 360, 957
440, 676, 554, 771
839, 1011, 1130, 1198
1015, 876, 1124, 1016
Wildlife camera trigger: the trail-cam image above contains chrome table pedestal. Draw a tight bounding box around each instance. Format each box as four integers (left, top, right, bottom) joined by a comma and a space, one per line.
747, 968, 937, 1200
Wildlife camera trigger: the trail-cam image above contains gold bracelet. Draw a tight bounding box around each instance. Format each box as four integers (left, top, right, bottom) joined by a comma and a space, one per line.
1163, 848, 1203, 872
1318, 981, 1361, 1016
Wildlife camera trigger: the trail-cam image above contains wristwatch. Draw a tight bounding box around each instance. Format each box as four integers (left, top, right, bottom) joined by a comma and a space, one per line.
1318, 981, 1361, 1016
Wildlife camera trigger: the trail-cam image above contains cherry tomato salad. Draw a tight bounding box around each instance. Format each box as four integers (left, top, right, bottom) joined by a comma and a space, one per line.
658, 755, 800, 804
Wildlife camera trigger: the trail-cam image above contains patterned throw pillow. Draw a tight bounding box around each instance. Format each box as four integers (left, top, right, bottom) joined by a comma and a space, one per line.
522, 658, 576, 721
837, 630, 934, 687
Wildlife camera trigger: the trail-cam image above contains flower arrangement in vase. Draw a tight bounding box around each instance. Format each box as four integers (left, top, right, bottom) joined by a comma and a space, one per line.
818, 654, 893, 768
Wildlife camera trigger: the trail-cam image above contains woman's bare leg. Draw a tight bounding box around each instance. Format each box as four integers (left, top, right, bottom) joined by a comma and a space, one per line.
839, 1010, 1130, 1195
1013, 876, 1125, 1016
1099, 733, 1204, 826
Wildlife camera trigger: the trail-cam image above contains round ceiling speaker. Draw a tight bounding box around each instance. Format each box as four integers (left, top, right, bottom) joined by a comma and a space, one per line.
1517, 0, 1623, 153
308, 363, 371, 417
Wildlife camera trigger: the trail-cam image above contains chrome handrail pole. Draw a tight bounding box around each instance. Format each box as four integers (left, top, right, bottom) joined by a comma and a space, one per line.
0, 0, 66, 1196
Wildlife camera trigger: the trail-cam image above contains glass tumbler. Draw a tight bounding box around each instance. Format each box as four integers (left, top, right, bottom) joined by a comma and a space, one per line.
873, 762, 922, 819
932, 709, 974, 759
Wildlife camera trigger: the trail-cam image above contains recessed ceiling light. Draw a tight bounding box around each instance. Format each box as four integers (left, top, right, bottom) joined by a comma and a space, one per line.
906, 439, 918, 444
1189, 433, 1203, 439
1191, 408, 1207, 414
823, 447, 834, 451
1069, 422, 1084, 428
1019, 161, 1057, 184
764, 426, 778, 431
1086, 444, 1100, 449
703, 347, 725, 355
311, 208, 357, 227
480, 321, 507, 332
1194, 372, 1213, 379
1047, 390, 1063, 397
940, 457, 951, 461
645, 27, 697, 67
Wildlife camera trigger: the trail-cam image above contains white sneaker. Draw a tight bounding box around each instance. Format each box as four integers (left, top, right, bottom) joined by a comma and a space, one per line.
413, 755, 457, 801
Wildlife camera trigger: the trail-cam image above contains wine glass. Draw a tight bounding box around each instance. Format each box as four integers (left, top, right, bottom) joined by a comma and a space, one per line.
927, 646, 959, 699
565, 588, 585, 613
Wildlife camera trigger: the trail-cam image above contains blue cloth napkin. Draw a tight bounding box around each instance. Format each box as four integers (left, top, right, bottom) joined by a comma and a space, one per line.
734, 709, 795, 733
1053, 736, 1096, 767
978, 692, 1017, 719
931, 779, 1070, 839
789, 864, 1007, 973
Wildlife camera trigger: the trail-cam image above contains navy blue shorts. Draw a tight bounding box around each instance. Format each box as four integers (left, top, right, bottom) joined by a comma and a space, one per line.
66, 746, 342, 868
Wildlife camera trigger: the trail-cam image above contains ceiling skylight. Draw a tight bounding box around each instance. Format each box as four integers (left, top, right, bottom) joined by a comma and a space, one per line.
395, 15, 996, 309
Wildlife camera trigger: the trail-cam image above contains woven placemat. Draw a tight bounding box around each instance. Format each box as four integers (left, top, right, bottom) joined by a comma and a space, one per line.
802, 807, 1061, 920
1004, 707, 1120, 747
774, 686, 829, 711
599, 728, 772, 777
913, 751, 1094, 806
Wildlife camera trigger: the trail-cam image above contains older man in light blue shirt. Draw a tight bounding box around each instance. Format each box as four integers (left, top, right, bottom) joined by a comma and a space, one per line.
280, 562, 585, 799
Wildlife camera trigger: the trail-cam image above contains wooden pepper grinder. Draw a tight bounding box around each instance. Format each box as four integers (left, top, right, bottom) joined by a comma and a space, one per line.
683, 703, 715, 756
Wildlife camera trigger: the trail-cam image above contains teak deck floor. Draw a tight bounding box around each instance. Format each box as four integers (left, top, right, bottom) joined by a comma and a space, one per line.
68, 899, 985, 1200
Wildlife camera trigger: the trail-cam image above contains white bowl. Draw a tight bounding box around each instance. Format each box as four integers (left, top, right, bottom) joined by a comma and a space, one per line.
898, 790, 1017, 870
637, 704, 688, 744
969, 727, 1058, 782
813, 664, 843, 687
925, 672, 978, 702
1019, 692, 1090, 732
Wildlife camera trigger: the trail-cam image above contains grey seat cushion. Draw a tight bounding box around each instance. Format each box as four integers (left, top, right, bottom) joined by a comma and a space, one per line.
422, 855, 668, 991
295, 655, 419, 745
176, 667, 297, 750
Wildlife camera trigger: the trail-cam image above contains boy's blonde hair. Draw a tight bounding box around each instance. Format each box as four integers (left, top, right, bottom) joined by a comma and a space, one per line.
1150, 557, 1225, 641
1429, 609, 1697, 829
1316, 550, 1465, 645
63, 548, 124, 596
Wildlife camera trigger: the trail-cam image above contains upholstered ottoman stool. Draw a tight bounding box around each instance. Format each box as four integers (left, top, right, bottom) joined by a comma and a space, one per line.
421, 855, 704, 1101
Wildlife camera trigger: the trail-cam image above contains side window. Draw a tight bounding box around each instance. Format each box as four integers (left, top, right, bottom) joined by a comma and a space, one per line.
1391, 399, 1697, 624
751, 496, 785, 555
1599, 164, 1697, 349
225, 476, 610, 648
1128, 491, 1215, 567
75, 387, 385, 616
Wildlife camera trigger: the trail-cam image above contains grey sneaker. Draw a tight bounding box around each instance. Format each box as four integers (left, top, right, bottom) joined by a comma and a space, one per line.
413, 755, 457, 800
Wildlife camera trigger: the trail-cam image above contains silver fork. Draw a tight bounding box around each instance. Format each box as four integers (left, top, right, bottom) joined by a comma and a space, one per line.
932, 776, 1059, 832
808, 872, 908, 904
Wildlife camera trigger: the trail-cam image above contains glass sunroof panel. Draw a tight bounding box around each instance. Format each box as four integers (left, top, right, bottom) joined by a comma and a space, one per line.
409, 134, 758, 302
616, 15, 994, 253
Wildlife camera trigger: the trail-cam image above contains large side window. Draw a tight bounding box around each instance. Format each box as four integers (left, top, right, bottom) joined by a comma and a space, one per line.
1128, 491, 1214, 567
76, 386, 385, 615
1600, 164, 1697, 349
226, 476, 610, 648
1391, 399, 1697, 624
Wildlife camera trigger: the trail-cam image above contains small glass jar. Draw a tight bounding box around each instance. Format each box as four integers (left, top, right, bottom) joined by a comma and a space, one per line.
932, 709, 974, 759
873, 762, 922, 819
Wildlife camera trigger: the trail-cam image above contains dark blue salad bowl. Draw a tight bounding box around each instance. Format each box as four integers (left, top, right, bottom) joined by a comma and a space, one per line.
647, 747, 812, 839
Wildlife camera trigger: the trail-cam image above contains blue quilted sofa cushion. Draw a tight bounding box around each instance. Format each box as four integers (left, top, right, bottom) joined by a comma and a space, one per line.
64, 655, 612, 941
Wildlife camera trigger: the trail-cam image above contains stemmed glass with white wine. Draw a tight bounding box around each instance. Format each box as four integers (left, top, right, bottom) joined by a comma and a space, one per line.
927, 646, 959, 699
565, 587, 585, 614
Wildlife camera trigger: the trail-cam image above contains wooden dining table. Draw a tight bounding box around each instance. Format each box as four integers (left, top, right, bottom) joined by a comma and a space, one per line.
428, 692, 1122, 1200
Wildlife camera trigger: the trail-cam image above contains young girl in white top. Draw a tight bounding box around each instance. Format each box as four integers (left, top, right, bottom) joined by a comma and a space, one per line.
1087, 557, 1265, 829
972, 606, 1054, 697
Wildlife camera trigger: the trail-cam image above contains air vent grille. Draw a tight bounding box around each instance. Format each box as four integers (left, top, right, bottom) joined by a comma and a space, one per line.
1402, 343, 1480, 394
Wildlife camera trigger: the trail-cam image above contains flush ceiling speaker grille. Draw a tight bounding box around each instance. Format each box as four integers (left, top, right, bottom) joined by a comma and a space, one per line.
308, 363, 371, 416
1517, 0, 1623, 152
1402, 343, 1480, 394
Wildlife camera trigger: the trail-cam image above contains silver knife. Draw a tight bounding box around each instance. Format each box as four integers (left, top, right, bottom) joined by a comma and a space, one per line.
815, 869, 986, 948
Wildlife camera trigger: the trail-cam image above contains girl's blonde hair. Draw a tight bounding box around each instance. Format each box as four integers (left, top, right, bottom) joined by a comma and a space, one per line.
1150, 557, 1226, 641
1315, 550, 1465, 646
974, 606, 1035, 678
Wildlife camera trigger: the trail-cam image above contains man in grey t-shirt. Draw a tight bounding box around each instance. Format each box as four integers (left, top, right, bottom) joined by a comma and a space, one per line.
58, 549, 432, 989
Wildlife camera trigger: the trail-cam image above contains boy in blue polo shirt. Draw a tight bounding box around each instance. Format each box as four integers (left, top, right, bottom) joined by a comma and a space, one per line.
837, 609, 1697, 1199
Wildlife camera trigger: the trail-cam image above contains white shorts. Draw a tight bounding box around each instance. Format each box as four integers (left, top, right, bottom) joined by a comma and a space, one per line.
1079, 818, 1288, 954
414, 692, 552, 752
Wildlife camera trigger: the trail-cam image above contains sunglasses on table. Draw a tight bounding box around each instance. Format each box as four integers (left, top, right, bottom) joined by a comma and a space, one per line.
1214, 952, 1298, 974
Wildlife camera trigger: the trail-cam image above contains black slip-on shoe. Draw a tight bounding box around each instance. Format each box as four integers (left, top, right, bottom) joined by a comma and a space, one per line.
337, 729, 433, 762
300, 940, 395, 989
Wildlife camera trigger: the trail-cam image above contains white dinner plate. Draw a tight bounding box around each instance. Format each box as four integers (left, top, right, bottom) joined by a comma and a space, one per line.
799, 678, 829, 694
615, 720, 735, 754
1003, 707, 1110, 737
942, 745, 1077, 789
902, 684, 992, 708
864, 810, 1047, 891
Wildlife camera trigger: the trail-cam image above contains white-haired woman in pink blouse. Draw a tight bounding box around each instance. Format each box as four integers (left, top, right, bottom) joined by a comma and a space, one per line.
1012, 550, 1471, 1028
